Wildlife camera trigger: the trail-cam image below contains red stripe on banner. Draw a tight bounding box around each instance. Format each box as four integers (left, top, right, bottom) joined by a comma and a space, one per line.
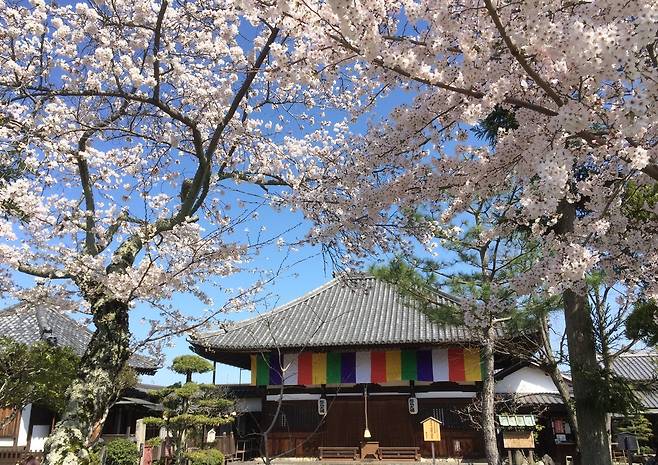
371, 351, 387, 383
448, 348, 466, 382
298, 352, 313, 385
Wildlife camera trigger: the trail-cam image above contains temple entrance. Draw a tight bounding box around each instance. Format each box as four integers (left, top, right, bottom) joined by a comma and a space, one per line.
261, 395, 484, 459
323, 397, 415, 448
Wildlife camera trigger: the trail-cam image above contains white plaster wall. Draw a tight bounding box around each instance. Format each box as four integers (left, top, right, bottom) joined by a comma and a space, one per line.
16, 404, 32, 447
495, 366, 559, 394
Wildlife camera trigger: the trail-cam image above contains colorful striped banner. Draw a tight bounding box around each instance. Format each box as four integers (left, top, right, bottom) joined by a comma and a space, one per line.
312, 352, 327, 385
250, 347, 483, 386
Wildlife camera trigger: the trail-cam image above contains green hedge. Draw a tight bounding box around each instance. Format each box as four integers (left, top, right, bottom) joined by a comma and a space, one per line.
105, 439, 141, 465
184, 449, 224, 465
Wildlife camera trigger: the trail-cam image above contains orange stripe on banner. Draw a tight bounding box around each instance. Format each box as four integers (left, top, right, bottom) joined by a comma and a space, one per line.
448, 348, 465, 382
250, 354, 257, 385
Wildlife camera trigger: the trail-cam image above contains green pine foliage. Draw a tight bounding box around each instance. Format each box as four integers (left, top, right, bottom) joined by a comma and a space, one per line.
185, 449, 224, 465
617, 414, 655, 453
626, 300, 658, 346
144, 355, 235, 465
471, 105, 519, 146
171, 355, 213, 382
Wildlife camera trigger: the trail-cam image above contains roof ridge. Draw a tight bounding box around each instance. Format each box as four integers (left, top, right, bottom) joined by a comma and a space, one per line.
194, 275, 370, 340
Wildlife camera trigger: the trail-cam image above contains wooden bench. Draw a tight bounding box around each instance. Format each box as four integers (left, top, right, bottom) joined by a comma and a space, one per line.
318, 447, 359, 460
378, 447, 420, 461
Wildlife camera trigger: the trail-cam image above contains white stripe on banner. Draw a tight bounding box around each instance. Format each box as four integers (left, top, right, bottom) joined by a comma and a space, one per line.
355, 351, 371, 383
432, 348, 449, 381
283, 353, 298, 385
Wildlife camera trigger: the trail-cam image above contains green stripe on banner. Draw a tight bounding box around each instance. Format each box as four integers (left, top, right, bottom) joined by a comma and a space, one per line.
401, 350, 417, 381
327, 352, 342, 384
480, 351, 487, 381
256, 353, 270, 385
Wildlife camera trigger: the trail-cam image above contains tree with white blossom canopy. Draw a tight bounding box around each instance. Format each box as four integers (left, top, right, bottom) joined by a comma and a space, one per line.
277, 2, 658, 464
0, 0, 358, 463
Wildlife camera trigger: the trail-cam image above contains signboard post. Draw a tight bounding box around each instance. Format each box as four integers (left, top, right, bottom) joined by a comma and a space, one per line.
421, 417, 442, 465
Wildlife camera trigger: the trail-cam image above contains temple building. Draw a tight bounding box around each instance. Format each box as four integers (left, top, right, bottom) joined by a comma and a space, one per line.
191, 274, 579, 461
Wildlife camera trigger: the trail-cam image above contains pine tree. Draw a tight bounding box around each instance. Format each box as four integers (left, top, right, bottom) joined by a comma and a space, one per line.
144, 355, 235, 465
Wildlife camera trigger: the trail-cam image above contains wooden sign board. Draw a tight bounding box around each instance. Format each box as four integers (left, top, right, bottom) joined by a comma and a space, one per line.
502, 431, 535, 449
421, 417, 441, 442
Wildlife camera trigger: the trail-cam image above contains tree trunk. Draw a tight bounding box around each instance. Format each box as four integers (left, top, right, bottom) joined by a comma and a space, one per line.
538, 315, 580, 446
482, 326, 500, 465
562, 289, 611, 465
556, 199, 611, 465
44, 297, 131, 465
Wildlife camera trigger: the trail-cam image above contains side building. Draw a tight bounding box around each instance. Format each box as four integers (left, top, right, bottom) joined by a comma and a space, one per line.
0, 302, 161, 452
191, 274, 569, 460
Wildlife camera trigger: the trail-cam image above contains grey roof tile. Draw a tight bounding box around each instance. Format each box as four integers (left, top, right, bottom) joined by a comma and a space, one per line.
512, 393, 566, 405
610, 352, 658, 381
193, 274, 504, 351
609, 352, 658, 411
0, 302, 158, 373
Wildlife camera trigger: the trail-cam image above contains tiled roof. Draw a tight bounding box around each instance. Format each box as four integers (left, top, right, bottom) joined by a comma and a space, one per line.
0, 302, 158, 374
512, 393, 566, 406
610, 352, 658, 411
610, 352, 658, 381
192, 274, 505, 352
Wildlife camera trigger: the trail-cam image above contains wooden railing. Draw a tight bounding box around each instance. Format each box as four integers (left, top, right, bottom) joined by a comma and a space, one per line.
0, 447, 44, 465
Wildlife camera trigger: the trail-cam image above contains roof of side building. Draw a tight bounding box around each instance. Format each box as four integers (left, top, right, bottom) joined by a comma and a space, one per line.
0, 301, 159, 374
610, 352, 658, 381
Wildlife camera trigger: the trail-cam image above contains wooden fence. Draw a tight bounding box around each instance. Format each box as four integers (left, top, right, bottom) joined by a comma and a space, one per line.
0, 447, 44, 465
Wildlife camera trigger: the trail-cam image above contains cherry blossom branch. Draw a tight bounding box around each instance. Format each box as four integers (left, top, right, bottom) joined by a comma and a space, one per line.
204, 25, 280, 160
76, 101, 130, 256
17, 263, 72, 280
325, 32, 559, 116
152, 0, 168, 103
483, 0, 564, 107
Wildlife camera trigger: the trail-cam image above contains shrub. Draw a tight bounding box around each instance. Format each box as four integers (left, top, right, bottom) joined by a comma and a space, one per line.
105, 439, 141, 465
184, 449, 224, 465
145, 437, 162, 448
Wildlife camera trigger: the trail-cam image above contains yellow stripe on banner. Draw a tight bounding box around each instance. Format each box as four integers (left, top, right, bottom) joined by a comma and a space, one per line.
250, 354, 257, 385
464, 348, 482, 381
386, 350, 401, 381
312, 352, 327, 385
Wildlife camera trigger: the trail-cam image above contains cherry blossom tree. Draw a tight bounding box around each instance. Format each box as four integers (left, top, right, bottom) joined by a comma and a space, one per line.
0, 1, 353, 463
280, 2, 658, 464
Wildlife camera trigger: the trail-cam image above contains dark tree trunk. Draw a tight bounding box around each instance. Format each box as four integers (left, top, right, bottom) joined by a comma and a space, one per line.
562, 289, 611, 465
482, 325, 499, 465
44, 297, 131, 465
557, 200, 611, 465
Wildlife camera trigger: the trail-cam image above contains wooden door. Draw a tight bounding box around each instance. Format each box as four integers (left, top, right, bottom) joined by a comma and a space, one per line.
323, 398, 365, 447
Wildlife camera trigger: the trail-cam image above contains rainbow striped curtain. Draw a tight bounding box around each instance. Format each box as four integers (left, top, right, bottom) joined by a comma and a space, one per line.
250, 348, 484, 386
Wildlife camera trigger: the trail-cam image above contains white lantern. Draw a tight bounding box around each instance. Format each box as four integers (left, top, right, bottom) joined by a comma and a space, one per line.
206, 428, 216, 443
318, 398, 327, 416
408, 396, 418, 415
